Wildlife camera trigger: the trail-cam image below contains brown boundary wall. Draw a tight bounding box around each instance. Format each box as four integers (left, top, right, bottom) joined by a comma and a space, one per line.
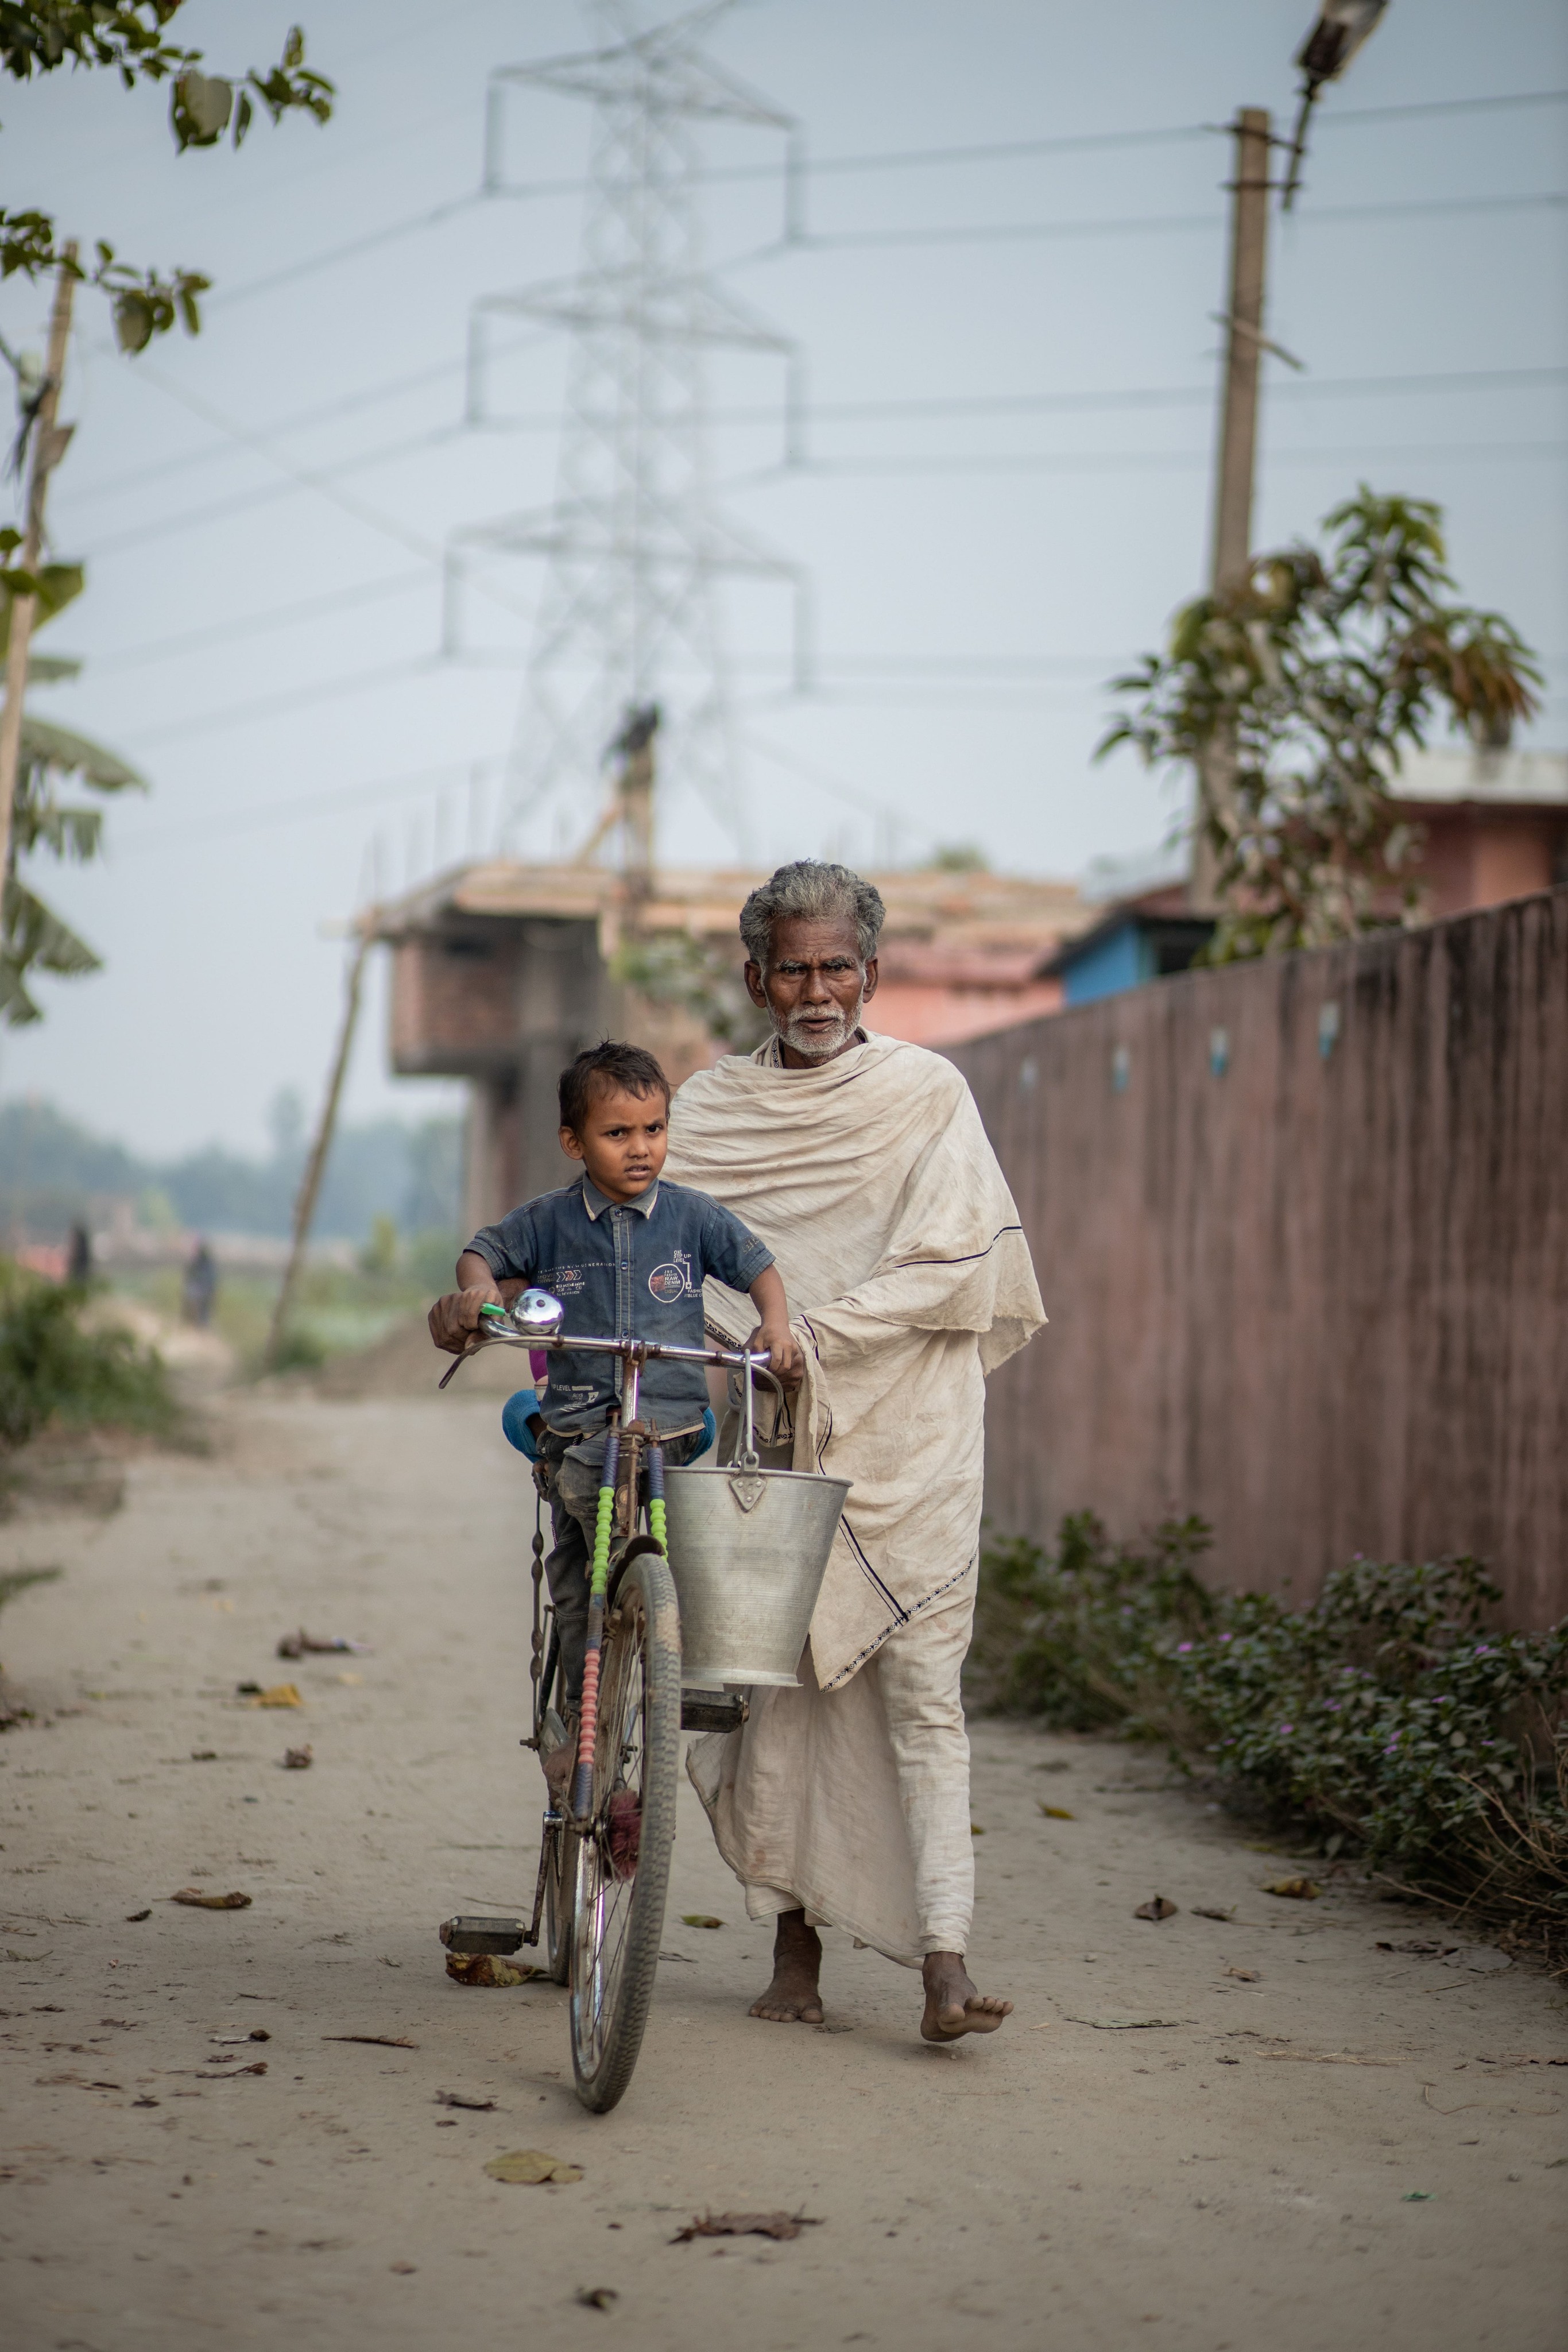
945, 888, 1568, 1628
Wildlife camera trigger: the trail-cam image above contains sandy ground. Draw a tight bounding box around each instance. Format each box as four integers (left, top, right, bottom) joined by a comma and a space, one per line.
1, 1388, 1563, 2352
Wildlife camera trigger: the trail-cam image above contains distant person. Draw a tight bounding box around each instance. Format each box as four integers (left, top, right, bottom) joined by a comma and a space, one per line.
66, 1222, 92, 1286
183, 1239, 218, 1328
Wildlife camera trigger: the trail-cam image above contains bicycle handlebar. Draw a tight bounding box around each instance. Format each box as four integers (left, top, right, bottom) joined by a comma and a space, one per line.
472, 1307, 766, 1374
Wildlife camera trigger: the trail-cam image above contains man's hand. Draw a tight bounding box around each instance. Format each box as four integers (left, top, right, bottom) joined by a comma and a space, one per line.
428, 1277, 503, 1356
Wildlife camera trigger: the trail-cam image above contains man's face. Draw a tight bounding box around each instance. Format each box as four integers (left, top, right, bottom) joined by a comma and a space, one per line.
559, 1084, 669, 1201
744, 915, 879, 1066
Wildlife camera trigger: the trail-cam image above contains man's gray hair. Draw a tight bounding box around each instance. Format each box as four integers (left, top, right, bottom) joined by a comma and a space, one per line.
738, 860, 885, 968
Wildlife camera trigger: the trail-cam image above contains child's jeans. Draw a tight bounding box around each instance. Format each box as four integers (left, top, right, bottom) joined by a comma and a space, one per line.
535, 1427, 708, 1707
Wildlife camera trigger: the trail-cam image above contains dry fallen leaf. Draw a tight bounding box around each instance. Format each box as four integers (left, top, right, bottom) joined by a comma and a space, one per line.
1223, 1966, 1261, 1982
282, 1746, 312, 1770
577, 2288, 618, 2310
1134, 1897, 1178, 1922
1039, 1804, 1075, 1820
680, 1914, 723, 1929
672, 2210, 822, 2243
323, 2034, 419, 2049
1191, 1906, 1236, 1922
446, 1953, 539, 1988
484, 2149, 583, 2185
1263, 1876, 1321, 1901
437, 2089, 497, 2111
245, 1684, 303, 1710
171, 1887, 252, 1910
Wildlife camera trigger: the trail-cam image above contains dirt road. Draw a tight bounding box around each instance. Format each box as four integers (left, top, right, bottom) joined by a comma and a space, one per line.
1, 1387, 1563, 2350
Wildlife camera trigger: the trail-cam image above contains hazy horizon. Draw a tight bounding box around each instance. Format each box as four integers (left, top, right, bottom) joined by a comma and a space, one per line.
1, 0, 1562, 1157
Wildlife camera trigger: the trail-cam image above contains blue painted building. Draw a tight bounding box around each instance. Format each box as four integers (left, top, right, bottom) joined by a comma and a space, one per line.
1048, 887, 1214, 1007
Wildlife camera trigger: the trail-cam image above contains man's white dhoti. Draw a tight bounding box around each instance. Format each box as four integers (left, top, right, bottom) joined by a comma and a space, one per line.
665, 1032, 1046, 1965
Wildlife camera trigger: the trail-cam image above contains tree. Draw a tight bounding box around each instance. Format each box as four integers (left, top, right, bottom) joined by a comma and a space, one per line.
0, 549, 146, 1023
0, 6, 334, 1023
0, 5, 332, 351
1100, 489, 1543, 961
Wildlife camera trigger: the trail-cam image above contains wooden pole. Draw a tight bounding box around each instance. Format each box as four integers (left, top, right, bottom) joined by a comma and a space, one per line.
264, 930, 371, 1371
1210, 109, 1272, 595
0, 247, 79, 893
1191, 110, 1271, 913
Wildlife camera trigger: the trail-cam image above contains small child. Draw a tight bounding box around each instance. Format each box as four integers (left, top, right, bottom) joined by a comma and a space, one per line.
428, 1040, 798, 1755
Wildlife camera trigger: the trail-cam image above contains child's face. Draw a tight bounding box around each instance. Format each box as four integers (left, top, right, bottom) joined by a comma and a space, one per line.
560, 1084, 669, 1202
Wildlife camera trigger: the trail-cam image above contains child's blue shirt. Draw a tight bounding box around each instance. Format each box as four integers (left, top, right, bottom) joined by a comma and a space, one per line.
466, 1173, 772, 1439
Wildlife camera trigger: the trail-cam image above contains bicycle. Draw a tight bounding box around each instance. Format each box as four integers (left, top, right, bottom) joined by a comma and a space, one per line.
436, 1289, 795, 2114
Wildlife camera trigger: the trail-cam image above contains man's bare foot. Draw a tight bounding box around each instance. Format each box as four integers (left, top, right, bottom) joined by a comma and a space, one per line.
749, 1909, 824, 2024
920, 1951, 1012, 2042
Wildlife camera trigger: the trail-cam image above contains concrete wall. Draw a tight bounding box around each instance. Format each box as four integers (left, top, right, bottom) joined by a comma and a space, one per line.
947, 889, 1568, 1628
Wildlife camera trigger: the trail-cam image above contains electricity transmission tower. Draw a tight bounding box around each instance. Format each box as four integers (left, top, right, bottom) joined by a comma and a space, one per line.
447, 2, 802, 864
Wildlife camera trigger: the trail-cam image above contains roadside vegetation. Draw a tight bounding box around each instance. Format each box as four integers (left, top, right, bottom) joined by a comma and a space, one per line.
972, 1514, 1568, 1967
109, 1225, 460, 1378
0, 1256, 177, 1459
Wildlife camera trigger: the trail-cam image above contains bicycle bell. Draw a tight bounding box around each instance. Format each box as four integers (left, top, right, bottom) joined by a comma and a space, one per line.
512, 1286, 565, 1336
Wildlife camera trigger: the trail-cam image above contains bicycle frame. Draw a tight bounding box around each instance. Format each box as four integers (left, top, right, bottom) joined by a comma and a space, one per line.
440, 1299, 779, 1830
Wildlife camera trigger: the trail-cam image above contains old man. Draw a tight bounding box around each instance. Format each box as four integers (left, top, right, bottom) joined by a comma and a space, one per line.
667, 858, 1046, 2042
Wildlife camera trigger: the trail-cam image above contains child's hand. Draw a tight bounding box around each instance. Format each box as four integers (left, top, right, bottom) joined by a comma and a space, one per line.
428, 1278, 503, 1355
750, 1317, 803, 1390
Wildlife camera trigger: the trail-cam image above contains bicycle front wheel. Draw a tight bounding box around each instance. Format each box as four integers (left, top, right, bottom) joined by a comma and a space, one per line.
569, 1550, 680, 2114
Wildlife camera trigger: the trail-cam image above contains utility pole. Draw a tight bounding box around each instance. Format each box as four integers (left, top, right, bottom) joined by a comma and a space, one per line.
1191, 110, 1272, 911
0, 247, 78, 892
1210, 109, 1273, 594
264, 928, 371, 1372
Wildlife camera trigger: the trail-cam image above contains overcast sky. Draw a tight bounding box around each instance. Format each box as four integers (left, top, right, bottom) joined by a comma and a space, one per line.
3, 0, 1563, 1156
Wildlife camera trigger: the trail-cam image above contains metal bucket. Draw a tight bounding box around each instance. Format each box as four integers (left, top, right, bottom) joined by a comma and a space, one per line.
660, 1463, 851, 1688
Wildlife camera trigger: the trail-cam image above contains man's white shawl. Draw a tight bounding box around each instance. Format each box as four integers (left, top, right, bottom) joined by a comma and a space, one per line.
665, 1030, 1045, 1692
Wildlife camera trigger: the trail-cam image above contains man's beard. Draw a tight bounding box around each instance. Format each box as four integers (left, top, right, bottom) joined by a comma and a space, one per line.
768, 990, 864, 1062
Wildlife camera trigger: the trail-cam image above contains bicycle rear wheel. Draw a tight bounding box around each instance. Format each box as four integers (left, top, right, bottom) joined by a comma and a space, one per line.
543, 1818, 575, 1984
569, 1549, 680, 2113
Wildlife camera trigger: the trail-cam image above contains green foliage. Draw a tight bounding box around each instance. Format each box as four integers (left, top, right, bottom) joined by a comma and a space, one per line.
924, 844, 990, 873
612, 931, 769, 1051
265, 1321, 326, 1376
1100, 488, 1542, 961
0, 6, 332, 349
977, 1519, 1568, 1953
359, 1212, 398, 1277
973, 1511, 1216, 1734
1176, 1557, 1567, 1868
0, 537, 146, 1022
0, 1562, 60, 1611
0, 1259, 176, 1453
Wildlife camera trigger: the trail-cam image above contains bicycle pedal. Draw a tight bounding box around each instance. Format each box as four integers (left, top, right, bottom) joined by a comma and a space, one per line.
679, 1692, 749, 1734
438, 1914, 526, 1957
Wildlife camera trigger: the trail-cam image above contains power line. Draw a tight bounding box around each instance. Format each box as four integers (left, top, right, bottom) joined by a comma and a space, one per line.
69, 357, 1565, 520
195, 89, 1568, 313
120, 655, 444, 751
86, 571, 431, 675
745, 188, 1565, 265
117, 755, 500, 856
726, 439, 1568, 486
75, 423, 467, 560
63, 360, 1568, 570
